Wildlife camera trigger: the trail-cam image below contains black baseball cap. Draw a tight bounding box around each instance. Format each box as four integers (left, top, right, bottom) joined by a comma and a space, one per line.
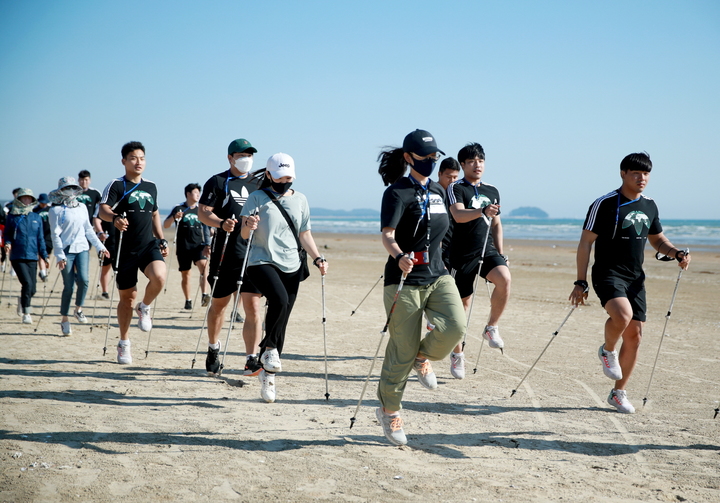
227, 138, 257, 155
402, 129, 445, 156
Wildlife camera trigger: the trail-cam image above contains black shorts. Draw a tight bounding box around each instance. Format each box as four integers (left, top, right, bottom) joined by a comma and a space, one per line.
209, 261, 261, 298
451, 254, 507, 299
592, 274, 647, 322
116, 239, 165, 291
177, 245, 207, 272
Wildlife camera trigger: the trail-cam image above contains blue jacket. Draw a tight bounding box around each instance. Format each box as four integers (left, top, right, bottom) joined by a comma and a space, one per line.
5, 212, 48, 261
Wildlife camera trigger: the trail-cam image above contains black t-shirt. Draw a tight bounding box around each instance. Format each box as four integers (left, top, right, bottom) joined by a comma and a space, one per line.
447, 178, 501, 267
77, 188, 102, 223
200, 170, 262, 261
380, 177, 450, 286
169, 203, 204, 251
32, 205, 52, 251
100, 177, 159, 256
584, 190, 662, 280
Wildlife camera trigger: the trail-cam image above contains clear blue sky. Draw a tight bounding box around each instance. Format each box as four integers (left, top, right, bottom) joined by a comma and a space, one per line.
1, 0, 718, 219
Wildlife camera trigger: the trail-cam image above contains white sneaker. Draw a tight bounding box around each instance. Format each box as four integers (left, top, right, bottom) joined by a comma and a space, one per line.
483, 325, 504, 349
413, 358, 437, 389
450, 352, 465, 379
117, 342, 132, 364
261, 348, 282, 373
135, 303, 152, 332
598, 344, 623, 380
22, 314, 32, 324
375, 407, 407, 446
607, 389, 635, 414
74, 311, 88, 324
61, 321, 72, 336
258, 370, 276, 403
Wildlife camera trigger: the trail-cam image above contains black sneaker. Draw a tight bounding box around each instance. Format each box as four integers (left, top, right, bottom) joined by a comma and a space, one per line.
206, 344, 220, 375
235, 312, 245, 323
243, 356, 262, 376
184, 300, 192, 310
101, 292, 110, 300
201, 294, 211, 307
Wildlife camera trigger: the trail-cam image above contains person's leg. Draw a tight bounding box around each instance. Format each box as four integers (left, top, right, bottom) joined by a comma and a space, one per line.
452, 294, 474, 354
117, 287, 138, 341
602, 297, 634, 352
247, 265, 290, 353
196, 258, 208, 295
377, 284, 423, 414
73, 250, 90, 312
180, 270, 191, 300
207, 294, 232, 345
141, 260, 166, 306
484, 265, 511, 326
12, 260, 33, 313
421, 275, 467, 361
60, 253, 76, 319
614, 320, 643, 390
241, 292, 263, 354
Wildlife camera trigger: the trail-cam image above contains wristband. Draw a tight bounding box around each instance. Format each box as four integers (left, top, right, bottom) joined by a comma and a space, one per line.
395, 252, 406, 265
574, 280, 589, 292
219, 219, 226, 230
112, 214, 121, 222
675, 249, 687, 260
313, 257, 326, 268
159, 239, 169, 249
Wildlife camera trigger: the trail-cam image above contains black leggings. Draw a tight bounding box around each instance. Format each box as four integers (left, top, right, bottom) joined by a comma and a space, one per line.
246, 264, 301, 356
11, 259, 38, 313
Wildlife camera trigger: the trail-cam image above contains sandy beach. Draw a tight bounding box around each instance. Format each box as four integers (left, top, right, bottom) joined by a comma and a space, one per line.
1, 233, 719, 502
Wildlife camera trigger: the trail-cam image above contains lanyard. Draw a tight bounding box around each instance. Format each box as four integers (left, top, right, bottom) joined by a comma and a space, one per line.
612, 189, 641, 239
408, 175, 431, 248
122, 177, 141, 200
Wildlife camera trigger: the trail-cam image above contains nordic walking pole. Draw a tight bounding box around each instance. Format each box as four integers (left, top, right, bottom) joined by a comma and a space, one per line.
460, 216, 492, 353
189, 281, 201, 319
102, 216, 125, 356
0, 262, 7, 307
190, 224, 231, 368
350, 274, 383, 316
510, 306, 577, 397
350, 272, 407, 429
320, 259, 330, 400
33, 267, 63, 332
642, 250, 689, 407
163, 218, 180, 295
89, 251, 104, 332
217, 214, 255, 376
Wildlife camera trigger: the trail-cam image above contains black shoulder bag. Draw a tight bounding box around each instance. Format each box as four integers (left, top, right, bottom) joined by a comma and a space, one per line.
263, 189, 310, 281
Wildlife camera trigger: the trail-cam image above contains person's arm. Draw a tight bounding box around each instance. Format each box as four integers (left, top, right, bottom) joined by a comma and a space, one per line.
48, 209, 66, 263
299, 230, 328, 276
99, 203, 128, 232
163, 207, 183, 229
569, 229, 597, 306
83, 214, 108, 256
450, 201, 500, 224
199, 204, 236, 234
381, 227, 414, 275
648, 233, 691, 270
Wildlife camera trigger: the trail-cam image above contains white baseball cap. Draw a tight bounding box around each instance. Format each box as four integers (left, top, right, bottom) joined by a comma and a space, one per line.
266, 153, 296, 179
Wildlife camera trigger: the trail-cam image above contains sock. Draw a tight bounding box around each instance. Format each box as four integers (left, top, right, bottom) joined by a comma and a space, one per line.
209, 342, 220, 350
119, 339, 130, 346
246, 354, 256, 360
140, 301, 149, 310
451, 351, 463, 357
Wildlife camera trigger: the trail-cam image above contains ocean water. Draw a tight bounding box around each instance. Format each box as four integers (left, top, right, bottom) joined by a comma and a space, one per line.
310, 217, 720, 247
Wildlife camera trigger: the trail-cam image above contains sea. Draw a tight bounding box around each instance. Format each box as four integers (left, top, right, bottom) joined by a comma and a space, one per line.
309, 217, 720, 249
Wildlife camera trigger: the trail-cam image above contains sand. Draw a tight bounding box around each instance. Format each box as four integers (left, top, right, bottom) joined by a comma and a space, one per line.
1, 233, 719, 502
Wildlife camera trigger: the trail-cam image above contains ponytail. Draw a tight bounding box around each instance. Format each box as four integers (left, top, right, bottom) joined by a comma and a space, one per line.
377, 147, 407, 186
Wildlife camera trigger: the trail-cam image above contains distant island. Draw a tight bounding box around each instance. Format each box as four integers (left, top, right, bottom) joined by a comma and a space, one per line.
508, 206, 549, 218
311, 208, 379, 217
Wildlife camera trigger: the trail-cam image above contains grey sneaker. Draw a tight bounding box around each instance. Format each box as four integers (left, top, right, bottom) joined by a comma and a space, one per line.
258, 369, 276, 403
261, 348, 282, 373
413, 358, 437, 389
74, 311, 88, 324
61, 321, 72, 336
375, 407, 407, 446
135, 303, 152, 332
201, 294, 211, 307
22, 314, 32, 324
450, 352, 465, 379
607, 389, 635, 414
117, 342, 132, 364
598, 344, 623, 380
483, 325, 504, 349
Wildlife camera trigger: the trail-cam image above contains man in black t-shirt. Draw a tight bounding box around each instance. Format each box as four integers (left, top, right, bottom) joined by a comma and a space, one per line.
163, 183, 211, 310
570, 152, 690, 414
447, 142, 511, 379
198, 138, 264, 377
436, 157, 460, 270
77, 170, 103, 229
99, 141, 168, 365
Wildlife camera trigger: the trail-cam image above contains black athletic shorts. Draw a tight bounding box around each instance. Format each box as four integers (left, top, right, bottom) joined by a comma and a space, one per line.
451, 254, 507, 299
116, 239, 165, 291
177, 245, 207, 272
209, 262, 260, 298
592, 274, 647, 322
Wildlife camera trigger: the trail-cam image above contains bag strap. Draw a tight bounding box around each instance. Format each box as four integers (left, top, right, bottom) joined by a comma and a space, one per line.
262, 189, 303, 252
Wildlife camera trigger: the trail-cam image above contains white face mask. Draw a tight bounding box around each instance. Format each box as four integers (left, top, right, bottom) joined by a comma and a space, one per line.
233, 156, 253, 174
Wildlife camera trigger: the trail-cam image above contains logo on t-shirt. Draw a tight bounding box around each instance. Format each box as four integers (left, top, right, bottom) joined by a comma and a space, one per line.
76, 194, 91, 205
183, 213, 199, 225
224, 186, 250, 208
622, 211, 650, 235
469, 194, 492, 210
128, 190, 155, 210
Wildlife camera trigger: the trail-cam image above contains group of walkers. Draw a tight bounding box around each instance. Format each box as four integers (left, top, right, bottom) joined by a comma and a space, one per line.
0, 131, 691, 446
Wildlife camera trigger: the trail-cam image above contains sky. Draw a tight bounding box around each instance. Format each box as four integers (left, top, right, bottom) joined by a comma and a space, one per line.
1, 0, 718, 219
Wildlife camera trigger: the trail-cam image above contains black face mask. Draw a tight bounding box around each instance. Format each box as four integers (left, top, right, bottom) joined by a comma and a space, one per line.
271, 181, 293, 194
411, 157, 436, 177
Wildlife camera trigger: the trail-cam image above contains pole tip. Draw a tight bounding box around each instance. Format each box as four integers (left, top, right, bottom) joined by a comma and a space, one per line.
102, 347, 107, 356
191, 360, 196, 369
350, 311, 355, 316
714, 408, 719, 419
510, 389, 516, 397
325, 393, 330, 401
349, 417, 356, 429
642, 397, 648, 407
473, 368, 477, 374
500, 348, 504, 355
